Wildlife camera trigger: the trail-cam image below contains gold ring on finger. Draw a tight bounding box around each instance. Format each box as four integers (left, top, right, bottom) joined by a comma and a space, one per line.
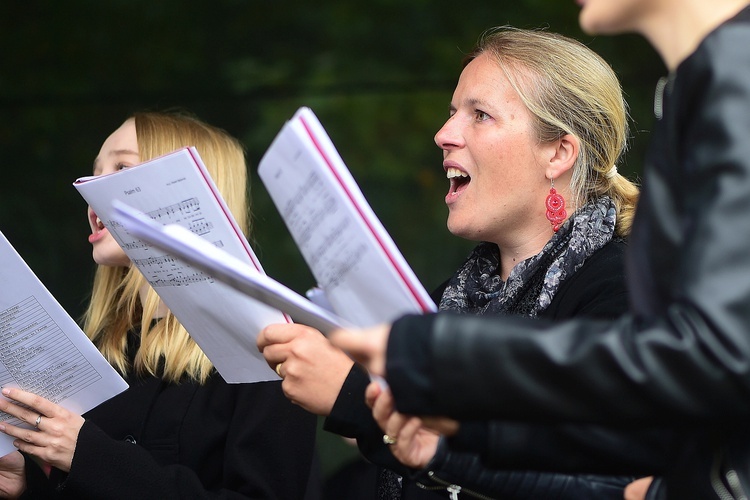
382, 434, 397, 445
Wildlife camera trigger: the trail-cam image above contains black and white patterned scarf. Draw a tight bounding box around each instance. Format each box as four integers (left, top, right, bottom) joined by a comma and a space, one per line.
439, 196, 617, 317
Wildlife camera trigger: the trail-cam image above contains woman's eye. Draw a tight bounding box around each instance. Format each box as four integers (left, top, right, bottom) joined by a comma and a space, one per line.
116, 163, 132, 171
475, 110, 490, 122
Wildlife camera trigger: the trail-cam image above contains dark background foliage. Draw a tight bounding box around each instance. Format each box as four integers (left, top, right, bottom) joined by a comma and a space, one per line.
0, 0, 664, 480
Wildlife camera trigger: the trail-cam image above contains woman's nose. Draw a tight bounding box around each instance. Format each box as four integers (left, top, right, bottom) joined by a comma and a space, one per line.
434, 116, 462, 150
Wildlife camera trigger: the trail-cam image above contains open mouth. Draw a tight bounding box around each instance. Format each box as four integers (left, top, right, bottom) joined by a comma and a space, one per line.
447, 166, 471, 196
89, 210, 107, 237
88, 210, 108, 244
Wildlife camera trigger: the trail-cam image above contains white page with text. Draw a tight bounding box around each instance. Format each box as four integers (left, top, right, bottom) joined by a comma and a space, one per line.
258, 107, 436, 327
0, 231, 128, 456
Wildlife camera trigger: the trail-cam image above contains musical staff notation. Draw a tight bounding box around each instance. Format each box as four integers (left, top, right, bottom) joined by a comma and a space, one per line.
188, 218, 213, 235
148, 198, 200, 221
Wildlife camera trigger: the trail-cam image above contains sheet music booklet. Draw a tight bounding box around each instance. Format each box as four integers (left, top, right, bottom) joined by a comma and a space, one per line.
74, 148, 289, 383
257, 107, 436, 326
0, 231, 128, 456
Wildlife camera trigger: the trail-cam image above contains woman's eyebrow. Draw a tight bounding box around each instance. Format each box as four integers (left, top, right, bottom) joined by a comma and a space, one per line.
92, 149, 140, 171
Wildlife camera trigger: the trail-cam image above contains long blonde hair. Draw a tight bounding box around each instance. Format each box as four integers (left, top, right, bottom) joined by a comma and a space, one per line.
82, 111, 250, 383
468, 27, 639, 236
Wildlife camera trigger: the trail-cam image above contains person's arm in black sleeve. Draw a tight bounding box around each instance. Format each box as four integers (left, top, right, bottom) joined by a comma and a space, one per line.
324, 364, 377, 438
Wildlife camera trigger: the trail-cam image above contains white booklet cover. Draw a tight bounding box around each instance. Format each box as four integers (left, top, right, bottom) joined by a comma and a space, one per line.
0, 230, 128, 456
74, 147, 288, 383
258, 107, 436, 327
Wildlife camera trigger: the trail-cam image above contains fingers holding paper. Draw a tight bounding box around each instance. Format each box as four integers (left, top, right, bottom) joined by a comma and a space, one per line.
329, 323, 391, 377
0, 387, 84, 473
257, 323, 354, 416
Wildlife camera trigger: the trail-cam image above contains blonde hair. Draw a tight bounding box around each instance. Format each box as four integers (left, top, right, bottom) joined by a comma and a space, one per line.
468, 27, 639, 236
82, 111, 250, 383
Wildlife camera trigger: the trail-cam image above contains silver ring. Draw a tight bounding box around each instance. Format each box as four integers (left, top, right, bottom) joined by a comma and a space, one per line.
382, 434, 397, 445
34, 414, 42, 428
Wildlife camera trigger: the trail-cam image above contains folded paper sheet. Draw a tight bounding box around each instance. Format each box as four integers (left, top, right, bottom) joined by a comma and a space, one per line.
111, 200, 349, 335
0, 231, 128, 455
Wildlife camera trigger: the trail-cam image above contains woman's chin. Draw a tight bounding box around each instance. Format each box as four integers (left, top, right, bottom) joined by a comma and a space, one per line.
92, 250, 130, 268
447, 224, 482, 243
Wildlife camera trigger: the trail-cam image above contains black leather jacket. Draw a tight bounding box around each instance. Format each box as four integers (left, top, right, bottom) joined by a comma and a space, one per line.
385, 6, 750, 499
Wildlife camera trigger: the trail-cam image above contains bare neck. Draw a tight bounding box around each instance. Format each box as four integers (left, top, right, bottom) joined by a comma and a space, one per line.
495, 228, 554, 282
641, 0, 749, 71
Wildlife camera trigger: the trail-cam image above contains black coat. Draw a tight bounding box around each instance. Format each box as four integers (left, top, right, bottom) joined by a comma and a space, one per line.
24, 367, 318, 499
385, 6, 750, 499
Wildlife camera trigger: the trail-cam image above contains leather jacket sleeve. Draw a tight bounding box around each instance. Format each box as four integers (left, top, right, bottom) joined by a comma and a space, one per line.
468, 421, 672, 475
405, 418, 671, 498
412, 438, 639, 500
387, 307, 750, 423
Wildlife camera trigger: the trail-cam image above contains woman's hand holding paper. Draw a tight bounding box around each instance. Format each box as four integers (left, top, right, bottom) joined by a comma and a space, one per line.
257, 323, 354, 415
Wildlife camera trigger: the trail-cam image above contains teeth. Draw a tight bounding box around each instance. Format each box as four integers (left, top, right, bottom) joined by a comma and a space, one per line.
446, 167, 469, 179
96, 217, 104, 230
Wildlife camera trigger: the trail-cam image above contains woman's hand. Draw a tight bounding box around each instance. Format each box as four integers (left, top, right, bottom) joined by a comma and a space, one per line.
0, 451, 26, 498
329, 324, 391, 377
624, 476, 653, 500
257, 323, 354, 415
366, 382, 440, 469
0, 388, 84, 473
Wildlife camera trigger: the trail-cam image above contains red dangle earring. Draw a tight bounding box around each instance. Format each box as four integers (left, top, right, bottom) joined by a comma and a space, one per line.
545, 178, 567, 232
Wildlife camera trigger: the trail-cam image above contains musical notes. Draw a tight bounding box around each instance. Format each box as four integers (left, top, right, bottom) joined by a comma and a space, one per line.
148, 198, 200, 221
188, 218, 213, 235
133, 254, 178, 268
105, 198, 222, 289
133, 254, 214, 287
109, 198, 211, 251
121, 239, 149, 250
149, 272, 213, 288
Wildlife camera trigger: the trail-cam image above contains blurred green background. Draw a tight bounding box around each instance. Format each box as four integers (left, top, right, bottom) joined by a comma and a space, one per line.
0, 0, 664, 483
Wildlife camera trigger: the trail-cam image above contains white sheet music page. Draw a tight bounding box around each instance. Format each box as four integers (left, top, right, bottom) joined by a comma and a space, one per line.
111, 200, 349, 335
0, 231, 128, 456
74, 147, 288, 383
258, 107, 436, 327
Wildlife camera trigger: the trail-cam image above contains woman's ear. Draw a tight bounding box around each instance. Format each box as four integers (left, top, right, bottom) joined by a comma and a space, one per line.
545, 133, 579, 180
